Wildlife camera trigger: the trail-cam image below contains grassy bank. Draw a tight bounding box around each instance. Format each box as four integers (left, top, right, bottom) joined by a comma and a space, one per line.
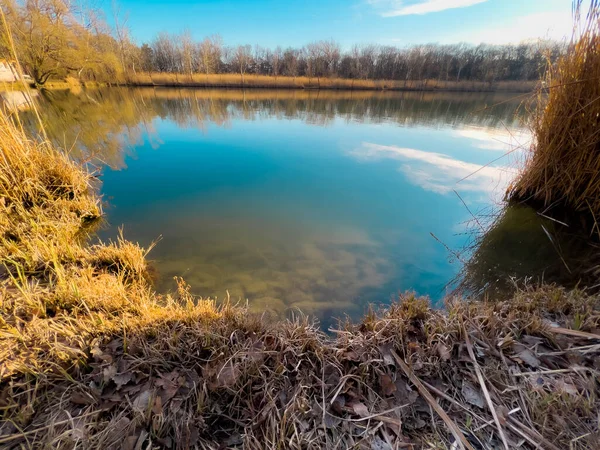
0, 112, 599, 449
122, 73, 537, 93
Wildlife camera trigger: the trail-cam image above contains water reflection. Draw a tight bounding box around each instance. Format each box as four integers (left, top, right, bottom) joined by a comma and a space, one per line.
23, 88, 526, 169
458, 205, 600, 298
348, 143, 518, 196
24, 87, 531, 323
453, 126, 531, 152
0, 90, 38, 111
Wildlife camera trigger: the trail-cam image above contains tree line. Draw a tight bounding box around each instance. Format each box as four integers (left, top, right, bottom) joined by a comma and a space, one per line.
1, 0, 565, 87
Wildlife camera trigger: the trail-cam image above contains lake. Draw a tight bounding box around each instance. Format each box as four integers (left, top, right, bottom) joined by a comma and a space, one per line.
21, 88, 531, 326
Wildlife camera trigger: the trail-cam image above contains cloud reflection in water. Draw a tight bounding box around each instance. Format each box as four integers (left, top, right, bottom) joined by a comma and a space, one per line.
349, 142, 520, 197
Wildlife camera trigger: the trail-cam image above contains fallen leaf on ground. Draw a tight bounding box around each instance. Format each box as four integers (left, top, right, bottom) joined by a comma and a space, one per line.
132, 390, 152, 413
332, 395, 346, 414
380, 374, 397, 396
435, 342, 451, 361
516, 349, 541, 368
351, 402, 369, 418
496, 405, 509, 425
324, 412, 342, 428
113, 372, 133, 389
156, 371, 180, 402
462, 380, 484, 408
70, 391, 96, 405
379, 344, 396, 366
371, 436, 393, 450
152, 396, 163, 415
217, 362, 241, 388
102, 364, 117, 383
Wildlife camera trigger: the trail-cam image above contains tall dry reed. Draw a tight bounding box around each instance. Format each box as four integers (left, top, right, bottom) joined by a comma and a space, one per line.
510, 1, 600, 221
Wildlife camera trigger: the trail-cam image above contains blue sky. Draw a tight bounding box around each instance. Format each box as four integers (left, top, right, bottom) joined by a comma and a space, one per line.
109, 0, 574, 48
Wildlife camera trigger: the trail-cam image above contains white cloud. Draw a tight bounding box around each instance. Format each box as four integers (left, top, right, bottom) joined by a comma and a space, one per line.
348, 142, 519, 197
370, 0, 488, 17
448, 10, 573, 44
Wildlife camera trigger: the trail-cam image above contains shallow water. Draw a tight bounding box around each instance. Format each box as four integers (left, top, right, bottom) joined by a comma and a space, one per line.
25, 88, 530, 325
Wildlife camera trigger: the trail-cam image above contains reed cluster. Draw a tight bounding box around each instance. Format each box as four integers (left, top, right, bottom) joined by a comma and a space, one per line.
123, 73, 536, 93
509, 1, 600, 224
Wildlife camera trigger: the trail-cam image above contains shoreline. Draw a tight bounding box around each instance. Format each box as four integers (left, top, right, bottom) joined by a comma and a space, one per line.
0, 74, 538, 93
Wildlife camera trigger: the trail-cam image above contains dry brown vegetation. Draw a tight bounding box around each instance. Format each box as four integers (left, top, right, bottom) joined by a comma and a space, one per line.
124, 73, 536, 93
0, 110, 599, 449
509, 0, 600, 225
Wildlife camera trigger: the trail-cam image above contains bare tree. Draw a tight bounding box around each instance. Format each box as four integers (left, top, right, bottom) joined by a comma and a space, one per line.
180, 30, 195, 77
198, 34, 222, 77
151, 32, 179, 72
233, 44, 252, 84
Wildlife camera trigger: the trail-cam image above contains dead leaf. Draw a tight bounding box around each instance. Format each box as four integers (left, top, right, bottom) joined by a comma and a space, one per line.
107, 339, 122, 353
555, 379, 579, 395
343, 350, 360, 362
351, 402, 369, 418
406, 417, 426, 430
170, 398, 183, 413
462, 380, 484, 408
371, 436, 393, 450
155, 371, 179, 402
521, 336, 544, 346
512, 343, 540, 368
157, 436, 173, 448
435, 343, 451, 361
132, 390, 152, 413
185, 424, 200, 447
324, 412, 342, 428
496, 405, 509, 425
108, 416, 131, 436
380, 374, 397, 396
0, 421, 17, 436
134, 429, 149, 450
379, 344, 396, 367
223, 433, 243, 446
113, 373, 133, 389
394, 380, 418, 404
70, 391, 96, 406
152, 396, 163, 415
298, 419, 309, 432
103, 364, 117, 383
332, 395, 346, 414
217, 361, 240, 388
516, 349, 540, 368
248, 341, 265, 364
90, 345, 105, 361
122, 435, 138, 450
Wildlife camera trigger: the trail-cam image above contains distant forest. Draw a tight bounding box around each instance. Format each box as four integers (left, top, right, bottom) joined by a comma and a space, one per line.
1, 0, 565, 86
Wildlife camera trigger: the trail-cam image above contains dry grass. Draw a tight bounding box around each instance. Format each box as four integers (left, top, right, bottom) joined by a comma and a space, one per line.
0, 108, 599, 449
124, 72, 536, 93
510, 1, 600, 223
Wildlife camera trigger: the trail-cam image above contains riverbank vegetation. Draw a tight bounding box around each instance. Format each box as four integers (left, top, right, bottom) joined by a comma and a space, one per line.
1, 1, 562, 89
2, 1, 600, 448
509, 0, 600, 229
1, 111, 598, 449
124, 73, 537, 92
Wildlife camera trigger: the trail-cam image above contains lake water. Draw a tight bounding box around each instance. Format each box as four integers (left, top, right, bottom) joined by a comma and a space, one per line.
22, 88, 532, 326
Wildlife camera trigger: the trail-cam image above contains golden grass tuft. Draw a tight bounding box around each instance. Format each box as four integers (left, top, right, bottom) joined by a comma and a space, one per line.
510, 1, 600, 223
